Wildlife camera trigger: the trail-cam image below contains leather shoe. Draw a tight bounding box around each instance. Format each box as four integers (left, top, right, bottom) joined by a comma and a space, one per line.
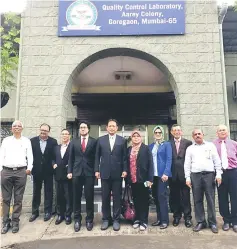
210, 224, 218, 233
44, 213, 52, 222
74, 221, 81, 232
113, 221, 120, 231
55, 215, 64, 225
222, 223, 230, 231
160, 223, 168, 229
233, 225, 237, 233
65, 217, 72, 225
185, 219, 193, 228
193, 222, 207, 232
173, 218, 180, 227
151, 220, 161, 226
101, 220, 109, 230
86, 222, 93, 231
1, 223, 11, 234
29, 214, 39, 222
12, 224, 19, 233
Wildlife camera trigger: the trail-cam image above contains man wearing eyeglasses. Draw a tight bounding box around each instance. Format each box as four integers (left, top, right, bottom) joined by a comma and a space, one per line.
184, 129, 222, 233
0, 120, 33, 234
29, 123, 58, 222
67, 121, 97, 232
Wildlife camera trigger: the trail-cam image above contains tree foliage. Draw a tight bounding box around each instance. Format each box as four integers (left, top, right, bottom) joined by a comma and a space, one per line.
1, 13, 21, 91
235, 1, 237, 11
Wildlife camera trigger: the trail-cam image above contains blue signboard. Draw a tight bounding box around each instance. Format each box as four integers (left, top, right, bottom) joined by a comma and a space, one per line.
58, 0, 185, 36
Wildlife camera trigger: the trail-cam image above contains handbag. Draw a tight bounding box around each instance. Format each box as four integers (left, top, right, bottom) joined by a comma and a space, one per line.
121, 184, 136, 221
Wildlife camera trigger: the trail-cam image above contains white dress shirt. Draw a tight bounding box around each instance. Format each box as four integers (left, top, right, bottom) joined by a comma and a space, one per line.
0, 136, 33, 171
184, 140, 222, 181
109, 134, 116, 150
60, 142, 69, 158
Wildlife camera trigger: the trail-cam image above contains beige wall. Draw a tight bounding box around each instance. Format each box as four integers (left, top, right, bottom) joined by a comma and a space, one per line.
225, 53, 237, 120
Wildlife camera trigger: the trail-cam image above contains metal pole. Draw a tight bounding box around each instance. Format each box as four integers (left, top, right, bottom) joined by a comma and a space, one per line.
219, 3, 230, 131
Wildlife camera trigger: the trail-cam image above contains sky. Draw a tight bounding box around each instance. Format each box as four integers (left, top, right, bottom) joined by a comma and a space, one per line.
0, 0, 236, 13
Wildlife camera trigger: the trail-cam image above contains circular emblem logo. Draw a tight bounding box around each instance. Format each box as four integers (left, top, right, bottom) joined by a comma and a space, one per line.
66, 0, 97, 26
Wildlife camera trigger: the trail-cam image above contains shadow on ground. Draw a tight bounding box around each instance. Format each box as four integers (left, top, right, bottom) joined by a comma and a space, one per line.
5, 235, 237, 249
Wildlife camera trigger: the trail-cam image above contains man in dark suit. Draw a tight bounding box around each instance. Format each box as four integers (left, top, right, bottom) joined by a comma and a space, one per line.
53, 129, 72, 225
29, 123, 58, 222
169, 124, 192, 227
67, 121, 97, 232
95, 119, 127, 231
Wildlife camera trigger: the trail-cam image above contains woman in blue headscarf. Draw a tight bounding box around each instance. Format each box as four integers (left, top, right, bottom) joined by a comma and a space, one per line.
149, 125, 172, 229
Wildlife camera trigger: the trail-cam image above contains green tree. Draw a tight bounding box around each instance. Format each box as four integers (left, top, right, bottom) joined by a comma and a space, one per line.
0, 13, 20, 91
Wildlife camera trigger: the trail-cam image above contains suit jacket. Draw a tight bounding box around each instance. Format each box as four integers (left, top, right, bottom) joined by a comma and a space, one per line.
68, 136, 97, 177
53, 143, 70, 181
149, 141, 172, 177
127, 143, 154, 184
170, 138, 192, 182
94, 134, 127, 180
31, 136, 58, 178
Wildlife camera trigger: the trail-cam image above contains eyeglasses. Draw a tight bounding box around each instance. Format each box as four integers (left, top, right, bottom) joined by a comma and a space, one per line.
12, 125, 22, 128
40, 129, 49, 132
193, 133, 202, 136
154, 132, 162, 134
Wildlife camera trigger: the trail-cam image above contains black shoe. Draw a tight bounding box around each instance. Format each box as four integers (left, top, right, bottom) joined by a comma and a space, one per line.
193, 222, 207, 232
173, 218, 180, 227
185, 219, 193, 228
12, 224, 19, 234
86, 222, 93, 231
222, 223, 230, 231
233, 225, 237, 233
74, 221, 81, 232
65, 217, 72, 225
44, 213, 52, 222
113, 221, 120, 231
1, 223, 11, 234
101, 220, 109, 230
160, 223, 168, 229
151, 220, 161, 226
29, 214, 39, 222
55, 215, 64, 225
210, 224, 218, 234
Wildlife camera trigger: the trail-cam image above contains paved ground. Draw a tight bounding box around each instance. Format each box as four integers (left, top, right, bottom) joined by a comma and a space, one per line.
1, 213, 236, 249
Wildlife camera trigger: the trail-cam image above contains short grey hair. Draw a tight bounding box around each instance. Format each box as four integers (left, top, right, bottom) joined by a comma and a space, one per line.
217, 124, 228, 132
12, 120, 24, 128
192, 128, 204, 135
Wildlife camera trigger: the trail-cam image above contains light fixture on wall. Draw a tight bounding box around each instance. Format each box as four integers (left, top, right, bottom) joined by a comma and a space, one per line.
114, 71, 133, 80
233, 81, 237, 101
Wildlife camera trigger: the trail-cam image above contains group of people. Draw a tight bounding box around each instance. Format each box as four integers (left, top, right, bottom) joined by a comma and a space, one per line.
0, 119, 237, 235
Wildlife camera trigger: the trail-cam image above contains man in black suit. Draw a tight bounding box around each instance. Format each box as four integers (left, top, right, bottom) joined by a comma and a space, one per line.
95, 119, 127, 231
67, 121, 97, 232
53, 129, 72, 225
169, 124, 192, 227
29, 123, 58, 222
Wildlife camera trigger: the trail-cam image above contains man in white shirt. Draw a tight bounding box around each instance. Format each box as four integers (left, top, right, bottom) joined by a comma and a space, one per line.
0, 120, 33, 234
184, 128, 222, 234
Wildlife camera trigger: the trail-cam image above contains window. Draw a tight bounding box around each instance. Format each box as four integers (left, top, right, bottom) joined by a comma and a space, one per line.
230, 121, 237, 141
0, 122, 12, 143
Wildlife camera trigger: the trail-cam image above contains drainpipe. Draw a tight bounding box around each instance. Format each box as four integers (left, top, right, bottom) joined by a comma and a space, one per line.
218, 3, 230, 130
15, 15, 23, 120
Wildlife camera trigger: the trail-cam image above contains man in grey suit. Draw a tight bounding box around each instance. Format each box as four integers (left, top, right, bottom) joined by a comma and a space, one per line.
169, 124, 192, 228
95, 119, 127, 231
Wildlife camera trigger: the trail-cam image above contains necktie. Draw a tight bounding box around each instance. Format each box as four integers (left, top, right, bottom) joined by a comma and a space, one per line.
175, 140, 180, 153
81, 137, 86, 152
221, 140, 228, 169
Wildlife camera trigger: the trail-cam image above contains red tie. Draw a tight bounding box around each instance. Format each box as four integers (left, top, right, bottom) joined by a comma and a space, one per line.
81, 137, 86, 152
